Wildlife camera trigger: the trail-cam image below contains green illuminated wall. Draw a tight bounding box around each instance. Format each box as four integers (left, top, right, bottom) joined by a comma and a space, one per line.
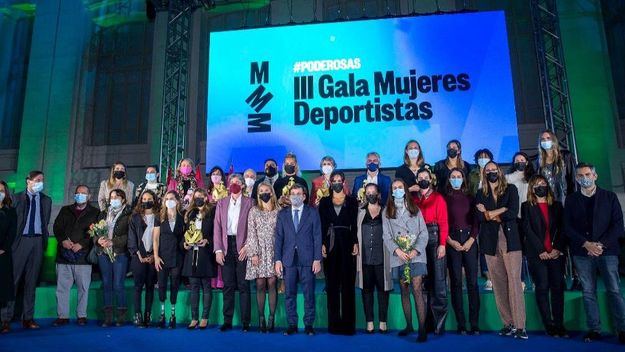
15, 0, 92, 281
559, 0, 620, 187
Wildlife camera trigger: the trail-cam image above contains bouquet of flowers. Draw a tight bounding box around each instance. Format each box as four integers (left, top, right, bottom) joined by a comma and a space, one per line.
89, 220, 115, 262
281, 177, 295, 198
356, 179, 368, 204
393, 232, 417, 284
212, 182, 229, 202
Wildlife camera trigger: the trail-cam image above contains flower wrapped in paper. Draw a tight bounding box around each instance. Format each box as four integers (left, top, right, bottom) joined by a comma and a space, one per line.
393, 232, 417, 284
89, 219, 115, 262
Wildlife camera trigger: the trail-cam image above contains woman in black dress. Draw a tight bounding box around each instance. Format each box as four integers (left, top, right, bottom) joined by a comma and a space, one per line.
0, 181, 16, 334
182, 188, 217, 329
318, 171, 359, 335
154, 190, 185, 329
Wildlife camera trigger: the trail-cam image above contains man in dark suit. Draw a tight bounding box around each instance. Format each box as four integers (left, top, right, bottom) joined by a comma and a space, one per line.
4, 171, 52, 329
274, 183, 322, 336
351, 152, 392, 205
250, 159, 280, 201
564, 162, 625, 344
214, 174, 253, 332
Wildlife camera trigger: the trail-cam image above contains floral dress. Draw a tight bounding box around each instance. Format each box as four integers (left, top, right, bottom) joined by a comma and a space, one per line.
245, 207, 279, 279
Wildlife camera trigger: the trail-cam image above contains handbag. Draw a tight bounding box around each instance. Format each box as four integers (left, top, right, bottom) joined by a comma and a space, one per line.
86, 246, 99, 265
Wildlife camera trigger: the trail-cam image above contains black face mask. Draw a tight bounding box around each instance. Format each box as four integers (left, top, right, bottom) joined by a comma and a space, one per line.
194, 198, 205, 207
365, 194, 378, 205
447, 149, 458, 158
331, 182, 343, 193
113, 171, 125, 179
534, 185, 548, 198
259, 193, 272, 203
284, 164, 296, 175
417, 179, 431, 189
265, 165, 277, 177
514, 162, 527, 172
141, 201, 154, 209
486, 172, 499, 183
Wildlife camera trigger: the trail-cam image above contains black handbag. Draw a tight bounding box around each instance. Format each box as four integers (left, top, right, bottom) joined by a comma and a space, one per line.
86, 246, 99, 265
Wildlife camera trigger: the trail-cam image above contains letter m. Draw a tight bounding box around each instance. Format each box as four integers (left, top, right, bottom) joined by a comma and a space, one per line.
250, 61, 269, 84
245, 85, 274, 113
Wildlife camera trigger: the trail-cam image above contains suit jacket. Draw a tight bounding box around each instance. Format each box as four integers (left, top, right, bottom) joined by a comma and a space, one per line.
274, 204, 322, 267
158, 212, 185, 268
13, 191, 52, 251
351, 171, 392, 205
521, 201, 566, 259
564, 187, 624, 257
213, 195, 253, 256
475, 184, 522, 255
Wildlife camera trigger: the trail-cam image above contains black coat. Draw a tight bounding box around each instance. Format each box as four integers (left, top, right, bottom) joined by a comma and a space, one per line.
53, 204, 100, 265
564, 187, 624, 257
128, 212, 161, 257
318, 195, 359, 254
13, 191, 52, 251
476, 184, 522, 255
181, 208, 217, 278
96, 206, 131, 255
157, 212, 185, 269
394, 164, 418, 189
521, 201, 566, 259
433, 159, 472, 193
0, 206, 16, 304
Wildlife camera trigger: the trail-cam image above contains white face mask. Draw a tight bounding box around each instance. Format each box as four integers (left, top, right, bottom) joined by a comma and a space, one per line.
31, 181, 44, 193
165, 200, 177, 209
110, 199, 122, 210
244, 177, 255, 188
321, 165, 333, 176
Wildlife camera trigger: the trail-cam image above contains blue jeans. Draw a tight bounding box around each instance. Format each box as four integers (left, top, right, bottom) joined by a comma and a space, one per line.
574, 255, 625, 331
98, 254, 128, 308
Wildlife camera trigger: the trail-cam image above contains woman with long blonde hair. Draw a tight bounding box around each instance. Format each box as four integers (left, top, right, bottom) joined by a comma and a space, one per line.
98, 161, 135, 211
535, 130, 576, 203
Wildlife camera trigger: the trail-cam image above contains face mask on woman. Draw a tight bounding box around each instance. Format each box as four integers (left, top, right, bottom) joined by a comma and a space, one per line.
541, 140, 553, 150
450, 178, 463, 190
407, 149, 420, 160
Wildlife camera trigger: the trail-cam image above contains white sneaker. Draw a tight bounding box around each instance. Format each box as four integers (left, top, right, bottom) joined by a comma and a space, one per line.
484, 280, 493, 290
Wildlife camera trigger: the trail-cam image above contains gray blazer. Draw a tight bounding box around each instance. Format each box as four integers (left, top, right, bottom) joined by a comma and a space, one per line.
355, 208, 393, 291
382, 207, 428, 268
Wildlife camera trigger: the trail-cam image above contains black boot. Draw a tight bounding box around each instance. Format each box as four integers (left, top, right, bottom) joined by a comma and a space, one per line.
417, 328, 428, 343
158, 313, 166, 329
168, 315, 176, 329
144, 312, 152, 328
267, 315, 275, 333
116, 308, 127, 327
134, 312, 144, 328
259, 316, 267, 333
101, 307, 113, 327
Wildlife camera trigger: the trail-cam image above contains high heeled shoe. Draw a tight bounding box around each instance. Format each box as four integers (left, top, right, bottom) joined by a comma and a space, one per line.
187, 320, 198, 330
157, 314, 166, 329
168, 315, 176, 329
199, 319, 208, 330
267, 315, 275, 333
259, 316, 267, 333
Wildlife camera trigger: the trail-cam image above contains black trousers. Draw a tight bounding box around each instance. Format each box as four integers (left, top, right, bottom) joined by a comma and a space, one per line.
447, 229, 480, 330
324, 244, 356, 335
527, 256, 565, 329
362, 263, 389, 322
131, 256, 156, 314
157, 266, 181, 304
425, 226, 448, 333
189, 277, 212, 320
222, 237, 250, 325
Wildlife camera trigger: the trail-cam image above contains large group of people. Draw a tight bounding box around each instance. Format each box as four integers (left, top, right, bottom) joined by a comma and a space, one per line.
0, 130, 624, 345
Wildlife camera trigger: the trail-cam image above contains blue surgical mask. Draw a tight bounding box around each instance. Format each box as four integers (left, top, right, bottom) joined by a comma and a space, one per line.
392, 188, 405, 199
31, 182, 44, 193
541, 140, 553, 150
577, 177, 594, 189
74, 193, 88, 204
477, 158, 490, 169
110, 199, 122, 209
450, 178, 463, 190
145, 173, 157, 182
407, 149, 420, 160
0, 192, 5, 203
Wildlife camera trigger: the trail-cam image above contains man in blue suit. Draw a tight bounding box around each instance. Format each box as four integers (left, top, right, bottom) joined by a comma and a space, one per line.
274, 183, 322, 336
351, 152, 392, 205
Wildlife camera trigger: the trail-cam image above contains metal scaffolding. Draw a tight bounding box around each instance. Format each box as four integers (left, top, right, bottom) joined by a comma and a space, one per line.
158, 0, 202, 176
530, 0, 578, 161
